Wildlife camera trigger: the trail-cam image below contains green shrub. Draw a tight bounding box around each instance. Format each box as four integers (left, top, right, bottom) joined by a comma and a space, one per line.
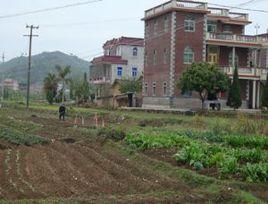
98, 127, 126, 141
0, 127, 49, 146
241, 163, 268, 183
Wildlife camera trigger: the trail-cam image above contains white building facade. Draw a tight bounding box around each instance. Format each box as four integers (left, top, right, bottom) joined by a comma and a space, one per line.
89, 37, 144, 85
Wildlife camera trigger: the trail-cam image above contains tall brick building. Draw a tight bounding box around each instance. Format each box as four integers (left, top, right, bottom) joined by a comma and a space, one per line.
142, 0, 268, 109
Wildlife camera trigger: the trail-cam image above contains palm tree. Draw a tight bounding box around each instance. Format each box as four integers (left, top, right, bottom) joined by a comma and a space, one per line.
55, 65, 71, 102
43, 73, 58, 104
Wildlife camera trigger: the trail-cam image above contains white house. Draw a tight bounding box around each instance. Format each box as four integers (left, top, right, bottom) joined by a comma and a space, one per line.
89, 37, 144, 85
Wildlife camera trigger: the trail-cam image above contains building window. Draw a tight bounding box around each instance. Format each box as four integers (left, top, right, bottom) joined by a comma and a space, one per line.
207, 21, 217, 33
152, 82, 156, 96
117, 67, 122, 77
144, 83, 148, 95
164, 16, 169, 32
163, 49, 168, 64
184, 19, 195, 32
153, 19, 158, 35
163, 82, 168, 96
153, 50, 157, 65
133, 47, 138, 56
183, 46, 194, 64
132, 67, 138, 77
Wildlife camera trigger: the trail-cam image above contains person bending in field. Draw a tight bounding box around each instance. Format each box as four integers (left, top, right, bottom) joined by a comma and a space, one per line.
59, 104, 66, 121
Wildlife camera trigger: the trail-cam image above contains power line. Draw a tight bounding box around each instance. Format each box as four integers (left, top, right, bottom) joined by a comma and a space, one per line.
0, 0, 102, 19
236, 0, 264, 7
42, 17, 139, 28
208, 2, 268, 13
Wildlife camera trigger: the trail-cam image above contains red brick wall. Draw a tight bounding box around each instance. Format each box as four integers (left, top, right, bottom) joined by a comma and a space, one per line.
174, 12, 205, 97
144, 14, 171, 97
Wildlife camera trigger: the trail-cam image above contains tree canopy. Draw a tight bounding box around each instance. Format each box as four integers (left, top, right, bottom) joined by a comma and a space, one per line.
56, 65, 71, 102
43, 73, 58, 104
178, 62, 229, 108
118, 77, 142, 94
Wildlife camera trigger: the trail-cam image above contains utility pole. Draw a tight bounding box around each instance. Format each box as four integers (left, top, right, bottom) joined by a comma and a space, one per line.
23, 25, 39, 109
1, 53, 5, 101
1, 53, 5, 63
255, 23, 260, 35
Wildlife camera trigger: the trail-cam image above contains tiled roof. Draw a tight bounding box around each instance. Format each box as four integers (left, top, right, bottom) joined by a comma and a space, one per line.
103, 37, 144, 48
91, 55, 128, 65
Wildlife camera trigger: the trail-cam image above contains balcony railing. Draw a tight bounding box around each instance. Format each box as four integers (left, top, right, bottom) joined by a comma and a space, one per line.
208, 8, 249, 21
145, 0, 207, 18
206, 33, 268, 44
89, 77, 111, 85
229, 12, 249, 21
223, 67, 268, 79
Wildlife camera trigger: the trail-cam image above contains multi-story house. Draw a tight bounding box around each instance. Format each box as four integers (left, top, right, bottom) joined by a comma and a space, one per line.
143, 0, 268, 109
89, 37, 144, 88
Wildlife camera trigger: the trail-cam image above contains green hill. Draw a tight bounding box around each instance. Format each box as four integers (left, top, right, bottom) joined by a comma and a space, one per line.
0, 51, 90, 85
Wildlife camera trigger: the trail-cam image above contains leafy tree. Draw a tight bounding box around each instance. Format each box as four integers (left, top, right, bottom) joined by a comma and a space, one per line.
46, 90, 54, 105
81, 73, 91, 102
178, 62, 229, 109
227, 66, 242, 110
43, 73, 58, 104
262, 73, 268, 108
56, 65, 71, 102
71, 74, 92, 104
118, 77, 142, 94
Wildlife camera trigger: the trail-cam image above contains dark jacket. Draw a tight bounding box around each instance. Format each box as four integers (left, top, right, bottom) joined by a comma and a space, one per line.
59, 106, 66, 114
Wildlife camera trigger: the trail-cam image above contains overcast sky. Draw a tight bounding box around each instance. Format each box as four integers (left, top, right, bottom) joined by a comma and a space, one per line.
1, 0, 267, 61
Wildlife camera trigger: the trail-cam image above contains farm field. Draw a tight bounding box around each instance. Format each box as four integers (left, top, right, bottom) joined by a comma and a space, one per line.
0, 103, 267, 203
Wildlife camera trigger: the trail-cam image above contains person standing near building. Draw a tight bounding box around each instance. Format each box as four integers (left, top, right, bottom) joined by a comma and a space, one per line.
59, 104, 66, 121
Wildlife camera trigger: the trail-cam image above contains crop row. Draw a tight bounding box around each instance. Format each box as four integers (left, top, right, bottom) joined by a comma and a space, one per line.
125, 131, 268, 182
0, 127, 49, 146
173, 142, 268, 182
126, 128, 268, 150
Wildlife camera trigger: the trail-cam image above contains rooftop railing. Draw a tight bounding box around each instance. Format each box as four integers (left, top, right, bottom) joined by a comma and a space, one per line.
145, 0, 207, 18
208, 8, 249, 21
144, 1, 249, 21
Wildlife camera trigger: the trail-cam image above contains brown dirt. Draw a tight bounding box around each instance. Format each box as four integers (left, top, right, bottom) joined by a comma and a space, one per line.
0, 142, 208, 202
0, 111, 266, 203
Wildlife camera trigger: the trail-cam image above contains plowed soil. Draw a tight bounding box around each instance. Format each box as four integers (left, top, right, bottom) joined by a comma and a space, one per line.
0, 108, 265, 203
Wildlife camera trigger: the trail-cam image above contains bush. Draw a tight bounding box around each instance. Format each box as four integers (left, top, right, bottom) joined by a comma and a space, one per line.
98, 127, 126, 141
234, 113, 265, 135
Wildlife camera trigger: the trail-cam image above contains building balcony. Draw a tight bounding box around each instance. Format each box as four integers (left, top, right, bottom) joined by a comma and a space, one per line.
206, 33, 268, 47
222, 66, 268, 80
89, 77, 111, 85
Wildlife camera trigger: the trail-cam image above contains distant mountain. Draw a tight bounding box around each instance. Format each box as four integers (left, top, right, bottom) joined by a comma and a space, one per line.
0, 51, 90, 85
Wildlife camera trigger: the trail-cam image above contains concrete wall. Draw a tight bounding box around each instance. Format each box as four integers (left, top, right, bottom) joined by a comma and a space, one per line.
120, 45, 144, 79
143, 97, 202, 109
111, 64, 127, 83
